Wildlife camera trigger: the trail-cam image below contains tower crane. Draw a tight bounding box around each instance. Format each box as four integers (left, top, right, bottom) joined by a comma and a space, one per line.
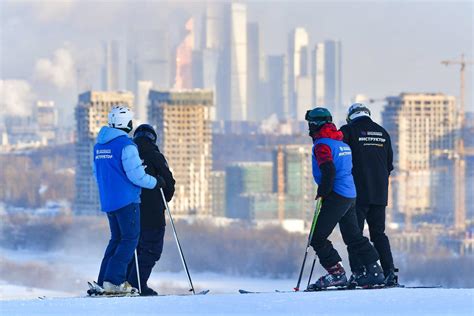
441, 54, 473, 232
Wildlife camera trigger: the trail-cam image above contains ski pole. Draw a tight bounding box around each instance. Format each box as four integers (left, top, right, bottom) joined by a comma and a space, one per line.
160, 188, 195, 294
294, 198, 322, 292
134, 249, 142, 294
306, 254, 317, 289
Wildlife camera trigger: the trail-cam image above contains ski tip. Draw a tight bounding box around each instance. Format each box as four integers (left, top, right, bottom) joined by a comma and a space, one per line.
239, 289, 252, 294
197, 290, 210, 295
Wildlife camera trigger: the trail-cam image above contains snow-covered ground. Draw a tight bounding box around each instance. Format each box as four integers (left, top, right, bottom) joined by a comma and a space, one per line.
0, 288, 473, 315
1, 248, 473, 315
0, 282, 70, 300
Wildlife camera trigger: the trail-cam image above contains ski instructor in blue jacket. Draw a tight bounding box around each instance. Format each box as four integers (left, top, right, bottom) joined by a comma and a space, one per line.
93, 106, 158, 295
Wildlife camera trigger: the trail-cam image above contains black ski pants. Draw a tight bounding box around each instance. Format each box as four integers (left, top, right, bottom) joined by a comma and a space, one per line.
310, 192, 379, 270
127, 226, 165, 291
350, 204, 394, 273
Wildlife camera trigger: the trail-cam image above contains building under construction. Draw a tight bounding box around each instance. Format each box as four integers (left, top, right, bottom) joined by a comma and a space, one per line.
382, 93, 459, 229
148, 89, 213, 217
74, 91, 134, 215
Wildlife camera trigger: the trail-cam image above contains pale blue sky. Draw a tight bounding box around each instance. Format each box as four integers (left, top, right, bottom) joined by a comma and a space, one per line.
1, 0, 472, 122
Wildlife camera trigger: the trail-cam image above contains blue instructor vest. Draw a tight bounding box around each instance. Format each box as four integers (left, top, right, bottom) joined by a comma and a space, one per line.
94, 135, 141, 212
312, 138, 357, 198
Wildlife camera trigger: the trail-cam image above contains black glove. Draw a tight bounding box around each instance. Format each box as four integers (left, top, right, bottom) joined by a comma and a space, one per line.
155, 176, 167, 189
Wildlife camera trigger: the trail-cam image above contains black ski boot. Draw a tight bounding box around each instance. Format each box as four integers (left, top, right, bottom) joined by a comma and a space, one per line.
347, 267, 365, 289
140, 286, 158, 296
384, 268, 399, 287
349, 262, 385, 288
307, 262, 348, 291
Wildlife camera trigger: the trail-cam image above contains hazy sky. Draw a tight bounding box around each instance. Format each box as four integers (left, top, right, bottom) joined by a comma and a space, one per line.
0, 0, 472, 123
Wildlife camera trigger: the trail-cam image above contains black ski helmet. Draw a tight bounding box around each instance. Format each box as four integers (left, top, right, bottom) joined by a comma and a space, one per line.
305, 107, 333, 129
133, 124, 157, 143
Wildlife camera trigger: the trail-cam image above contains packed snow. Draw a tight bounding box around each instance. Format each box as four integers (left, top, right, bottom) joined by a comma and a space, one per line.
1, 248, 473, 315
1, 288, 472, 315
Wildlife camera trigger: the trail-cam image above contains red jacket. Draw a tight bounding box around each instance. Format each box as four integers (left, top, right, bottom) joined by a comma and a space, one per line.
312, 123, 344, 166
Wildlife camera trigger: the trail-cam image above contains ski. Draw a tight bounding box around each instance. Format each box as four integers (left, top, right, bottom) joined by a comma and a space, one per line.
238, 285, 441, 294
87, 289, 210, 298
39, 289, 209, 300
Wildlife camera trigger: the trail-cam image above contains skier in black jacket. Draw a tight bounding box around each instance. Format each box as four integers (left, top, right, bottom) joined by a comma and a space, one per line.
127, 124, 176, 296
339, 103, 397, 286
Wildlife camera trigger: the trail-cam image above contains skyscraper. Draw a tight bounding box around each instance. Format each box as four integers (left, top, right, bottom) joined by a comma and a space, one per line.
288, 28, 309, 119
296, 76, 312, 120
148, 90, 213, 216
74, 91, 134, 215
102, 40, 120, 91
136, 80, 153, 123
312, 40, 342, 122
127, 29, 171, 93
247, 22, 260, 121
174, 18, 195, 90
264, 55, 287, 119
202, 2, 247, 121
229, 3, 248, 121
203, 4, 226, 50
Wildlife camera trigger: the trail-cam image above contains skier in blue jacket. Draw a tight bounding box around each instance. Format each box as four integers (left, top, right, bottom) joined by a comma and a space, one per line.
93, 106, 158, 295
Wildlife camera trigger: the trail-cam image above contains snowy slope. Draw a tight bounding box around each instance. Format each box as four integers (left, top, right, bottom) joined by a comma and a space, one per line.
0, 288, 472, 316
0, 282, 70, 300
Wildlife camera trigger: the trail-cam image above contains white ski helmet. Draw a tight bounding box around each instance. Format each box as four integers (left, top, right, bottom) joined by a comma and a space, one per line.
346, 103, 371, 123
108, 105, 134, 132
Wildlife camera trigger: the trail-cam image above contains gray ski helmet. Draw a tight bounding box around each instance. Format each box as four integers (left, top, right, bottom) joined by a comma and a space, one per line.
305, 107, 333, 128
346, 103, 371, 123
134, 124, 157, 143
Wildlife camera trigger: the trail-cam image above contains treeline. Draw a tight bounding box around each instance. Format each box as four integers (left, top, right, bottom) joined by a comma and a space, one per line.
0, 144, 75, 208
1, 215, 472, 287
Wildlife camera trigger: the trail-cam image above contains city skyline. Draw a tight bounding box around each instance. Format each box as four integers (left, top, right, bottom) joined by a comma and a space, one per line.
1, 1, 472, 126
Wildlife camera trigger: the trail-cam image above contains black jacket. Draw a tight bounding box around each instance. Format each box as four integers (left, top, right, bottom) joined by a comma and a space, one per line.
134, 137, 175, 228
340, 116, 393, 206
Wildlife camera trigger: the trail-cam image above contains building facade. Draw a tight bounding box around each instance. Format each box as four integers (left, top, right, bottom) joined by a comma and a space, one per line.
273, 145, 314, 222
36, 101, 58, 144
210, 170, 226, 217
225, 162, 274, 220
148, 90, 213, 216
382, 93, 458, 229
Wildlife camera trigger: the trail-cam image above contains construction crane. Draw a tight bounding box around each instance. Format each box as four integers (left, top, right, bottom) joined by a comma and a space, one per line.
441, 54, 473, 124
441, 54, 473, 232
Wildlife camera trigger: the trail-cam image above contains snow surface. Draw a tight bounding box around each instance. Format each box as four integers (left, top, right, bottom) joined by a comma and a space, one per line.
0, 288, 473, 316
0, 282, 70, 300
